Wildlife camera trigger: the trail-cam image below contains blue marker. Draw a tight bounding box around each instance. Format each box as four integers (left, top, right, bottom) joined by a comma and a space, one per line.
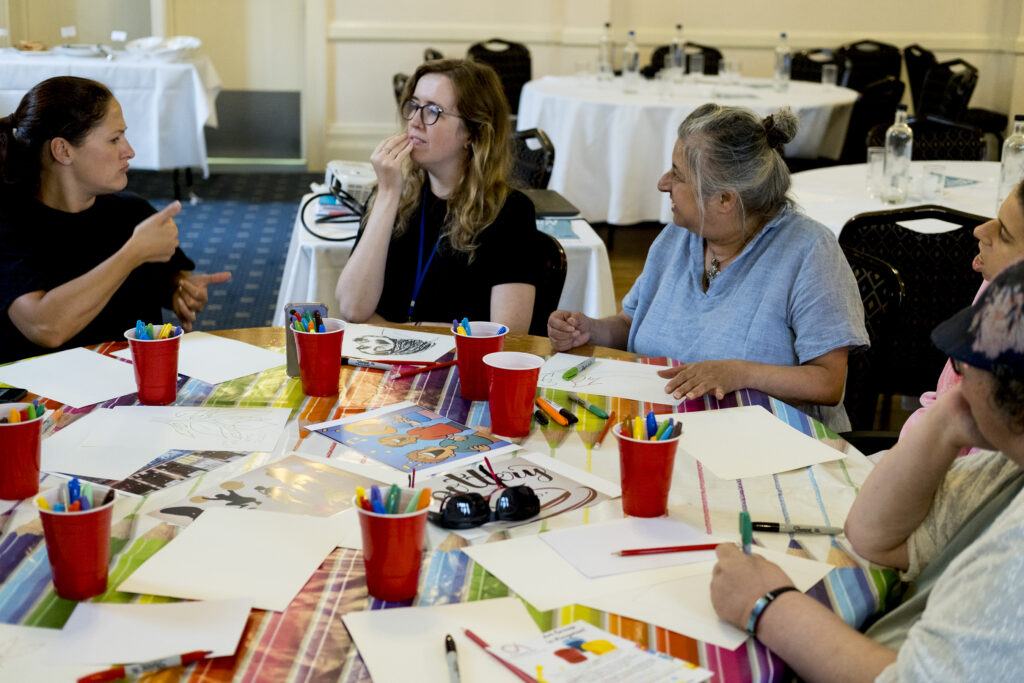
135, 320, 149, 340
68, 477, 81, 504
659, 418, 676, 440
173, 326, 183, 337
645, 411, 657, 440
369, 486, 387, 514
461, 317, 471, 336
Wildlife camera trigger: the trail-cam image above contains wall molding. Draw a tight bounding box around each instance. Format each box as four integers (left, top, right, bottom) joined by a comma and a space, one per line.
328, 20, 1021, 55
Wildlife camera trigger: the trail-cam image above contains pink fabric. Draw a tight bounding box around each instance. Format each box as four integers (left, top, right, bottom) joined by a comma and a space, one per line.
898, 281, 990, 450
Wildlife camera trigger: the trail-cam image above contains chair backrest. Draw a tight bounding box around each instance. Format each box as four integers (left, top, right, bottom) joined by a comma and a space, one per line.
838, 205, 986, 397
839, 76, 905, 163
529, 231, 567, 336
865, 114, 986, 161
903, 43, 937, 113
423, 47, 444, 62
467, 39, 532, 115
509, 128, 555, 190
837, 39, 902, 93
917, 58, 979, 122
392, 73, 409, 105
840, 245, 906, 430
791, 48, 851, 87
642, 45, 671, 79
684, 42, 722, 75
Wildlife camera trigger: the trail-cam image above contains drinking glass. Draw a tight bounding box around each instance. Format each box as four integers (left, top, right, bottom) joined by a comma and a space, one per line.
821, 64, 838, 87
866, 146, 885, 198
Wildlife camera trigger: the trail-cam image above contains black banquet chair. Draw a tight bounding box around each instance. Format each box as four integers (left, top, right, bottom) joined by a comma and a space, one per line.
467, 39, 532, 116
791, 49, 851, 87
865, 114, 986, 161
839, 76, 905, 164
838, 206, 986, 413
839, 245, 905, 444
509, 128, 555, 190
837, 39, 901, 93
529, 231, 567, 337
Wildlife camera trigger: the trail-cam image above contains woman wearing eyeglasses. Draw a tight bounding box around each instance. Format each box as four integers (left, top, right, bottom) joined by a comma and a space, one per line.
335, 59, 539, 333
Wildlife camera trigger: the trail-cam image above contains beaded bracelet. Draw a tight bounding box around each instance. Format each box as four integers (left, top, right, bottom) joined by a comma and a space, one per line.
746, 585, 799, 636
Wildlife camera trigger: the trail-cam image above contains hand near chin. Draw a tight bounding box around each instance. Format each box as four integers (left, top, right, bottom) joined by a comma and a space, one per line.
658, 359, 747, 400
547, 310, 591, 351
370, 133, 413, 194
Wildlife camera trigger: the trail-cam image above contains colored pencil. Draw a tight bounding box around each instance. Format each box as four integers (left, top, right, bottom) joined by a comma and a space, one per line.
614, 542, 720, 556
395, 360, 458, 379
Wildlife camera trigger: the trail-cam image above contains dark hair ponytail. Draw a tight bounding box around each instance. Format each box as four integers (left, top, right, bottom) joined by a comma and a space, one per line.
0, 76, 113, 192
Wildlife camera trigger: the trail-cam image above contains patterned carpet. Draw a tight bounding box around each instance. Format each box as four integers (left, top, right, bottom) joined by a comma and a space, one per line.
125, 171, 321, 331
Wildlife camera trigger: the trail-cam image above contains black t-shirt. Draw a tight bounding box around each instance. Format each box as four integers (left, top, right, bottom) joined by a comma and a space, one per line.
0, 189, 195, 363
360, 187, 542, 324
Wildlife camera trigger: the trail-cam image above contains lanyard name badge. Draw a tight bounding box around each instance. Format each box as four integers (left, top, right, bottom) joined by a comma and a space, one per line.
408, 185, 442, 321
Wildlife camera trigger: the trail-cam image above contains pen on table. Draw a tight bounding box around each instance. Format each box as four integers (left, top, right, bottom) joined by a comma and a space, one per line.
614, 542, 720, 556
594, 409, 616, 449
740, 510, 753, 555
535, 397, 568, 426
561, 356, 595, 380
566, 391, 609, 419
395, 360, 457, 379
752, 521, 844, 535
463, 629, 535, 683
544, 397, 578, 425
342, 358, 392, 371
445, 634, 460, 683
77, 650, 213, 683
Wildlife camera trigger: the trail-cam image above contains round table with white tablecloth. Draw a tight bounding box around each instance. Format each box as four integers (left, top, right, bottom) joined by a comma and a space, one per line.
790, 160, 1000, 237
516, 75, 858, 225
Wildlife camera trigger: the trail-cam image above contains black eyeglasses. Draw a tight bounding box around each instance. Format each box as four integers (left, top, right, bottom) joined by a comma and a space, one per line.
400, 99, 460, 126
428, 485, 541, 529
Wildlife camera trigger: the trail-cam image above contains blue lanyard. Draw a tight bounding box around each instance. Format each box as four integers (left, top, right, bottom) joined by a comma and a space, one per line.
408, 186, 442, 321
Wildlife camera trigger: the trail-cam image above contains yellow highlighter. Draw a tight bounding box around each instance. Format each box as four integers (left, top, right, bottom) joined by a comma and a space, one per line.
159, 323, 172, 339
632, 416, 644, 440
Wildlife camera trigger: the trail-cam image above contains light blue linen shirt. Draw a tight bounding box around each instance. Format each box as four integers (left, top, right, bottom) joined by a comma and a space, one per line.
621, 204, 868, 431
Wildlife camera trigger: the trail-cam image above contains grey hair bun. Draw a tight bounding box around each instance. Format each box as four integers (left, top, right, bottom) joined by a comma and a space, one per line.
762, 107, 798, 150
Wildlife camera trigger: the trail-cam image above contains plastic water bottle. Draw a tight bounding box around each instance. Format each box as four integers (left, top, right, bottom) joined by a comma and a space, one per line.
773, 32, 791, 92
998, 114, 1024, 206
622, 30, 640, 93
597, 22, 614, 82
883, 105, 914, 204
670, 24, 685, 71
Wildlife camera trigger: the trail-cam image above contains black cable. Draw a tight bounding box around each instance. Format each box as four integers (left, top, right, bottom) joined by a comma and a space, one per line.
299, 184, 376, 241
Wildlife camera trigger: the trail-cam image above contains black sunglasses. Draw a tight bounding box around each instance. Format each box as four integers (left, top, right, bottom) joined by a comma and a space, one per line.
428, 485, 541, 529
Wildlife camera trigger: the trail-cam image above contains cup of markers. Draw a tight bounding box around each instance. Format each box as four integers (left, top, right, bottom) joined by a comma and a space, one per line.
613, 411, 683, 518
354, 484, 431, 601
291, 312, 345, 396
452, 318, 508, 401
124, 321, 182, 405
35, 477, 117, 600
0, 400, 46, 500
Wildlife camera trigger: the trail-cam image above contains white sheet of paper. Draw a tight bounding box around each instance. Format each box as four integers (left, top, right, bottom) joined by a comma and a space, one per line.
0, 347, 137, 408
75, 405, 290, 475
463, 534, 832, 650
112, 331, 284, 385
41, 408, 140, 480
0, 623, 95, 683
341, 323, 454, 363
540, 517, 726, 578
53, 599, 251, 664
537, 353, 680, 405
674, 406, 845, 479
342, 598, 541, 683
118, 508, 338, 611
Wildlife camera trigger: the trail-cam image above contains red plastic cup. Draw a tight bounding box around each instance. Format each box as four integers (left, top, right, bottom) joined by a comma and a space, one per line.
124, 328, 181, 405
293, 318, 345, 396
36, 485, 116, 600
355, 495, 430, 601
453, 321, 508, 401
0, 402, 43, 500
483, 351, 544, 438
614, 424, 681, 517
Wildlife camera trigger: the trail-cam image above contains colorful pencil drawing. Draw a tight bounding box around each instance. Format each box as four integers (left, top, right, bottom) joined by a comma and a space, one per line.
341, 323, 454, 362
426, 456, 609, 529
149, 454, 382, 527
306, 401, 518, 474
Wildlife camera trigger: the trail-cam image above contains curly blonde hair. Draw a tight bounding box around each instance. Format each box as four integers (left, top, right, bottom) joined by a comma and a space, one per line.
389, 59, 511, 259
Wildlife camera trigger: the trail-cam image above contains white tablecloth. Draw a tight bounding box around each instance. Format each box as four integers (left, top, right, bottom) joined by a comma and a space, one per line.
791, 161, 1000, 236
517, 75, 858, 225
0, 51, 221, 176
272, 195, 618, 326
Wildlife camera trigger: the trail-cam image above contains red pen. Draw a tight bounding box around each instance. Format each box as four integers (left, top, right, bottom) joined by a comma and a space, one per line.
395, 359, 457, 379
77, 650, 212, 683
613, 542, 720, 557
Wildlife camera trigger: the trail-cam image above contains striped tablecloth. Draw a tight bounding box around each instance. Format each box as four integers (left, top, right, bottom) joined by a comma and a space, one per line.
0, 341, 896, 682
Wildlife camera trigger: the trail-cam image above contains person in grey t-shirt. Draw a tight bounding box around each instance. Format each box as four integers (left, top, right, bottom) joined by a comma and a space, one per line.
709, 261, 1024, 681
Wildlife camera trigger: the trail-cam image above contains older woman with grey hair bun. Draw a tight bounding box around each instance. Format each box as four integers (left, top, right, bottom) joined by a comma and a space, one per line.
548, 103, 868, 431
